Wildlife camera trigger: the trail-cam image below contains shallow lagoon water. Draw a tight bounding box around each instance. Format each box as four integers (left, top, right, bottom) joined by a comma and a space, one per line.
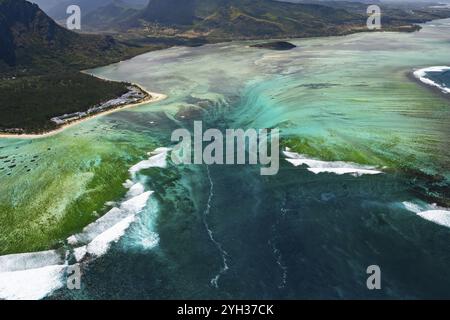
1, 20, 450, 299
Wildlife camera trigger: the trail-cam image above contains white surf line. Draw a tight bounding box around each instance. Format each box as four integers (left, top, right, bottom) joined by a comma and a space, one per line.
68, 148, 171, 257
0, 264, 67, 300
413, 66, 450, 94
67, 185, 154, 257
401, 201, 450, 229
0, 147, 169, 300
0, 250, 64, 273
283, 148, 383, 176
0, 250, 67, 300
129, 147, 171, 176
203, 165, 230, 289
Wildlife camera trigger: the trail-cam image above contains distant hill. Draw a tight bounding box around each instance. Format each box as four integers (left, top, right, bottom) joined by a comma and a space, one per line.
128, 0, 366, 39
30, 0, 148, 21
122, 0, 448, 40
69, 0, 450, 37
280, 0, 450, 23
83, 0, 141, 31
139, 0, 197, 26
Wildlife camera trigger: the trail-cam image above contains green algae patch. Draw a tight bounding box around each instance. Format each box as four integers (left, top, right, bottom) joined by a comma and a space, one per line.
0, 131, 154, 255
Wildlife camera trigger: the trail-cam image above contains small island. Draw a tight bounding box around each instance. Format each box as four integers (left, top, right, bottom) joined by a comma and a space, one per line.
250, 41, 297, 51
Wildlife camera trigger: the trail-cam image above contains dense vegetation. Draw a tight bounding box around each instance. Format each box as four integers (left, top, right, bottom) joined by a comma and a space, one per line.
0, 72, 129, 133
0, 0, 158, 133
124, 0, 366, 39
93, 0, 450, 39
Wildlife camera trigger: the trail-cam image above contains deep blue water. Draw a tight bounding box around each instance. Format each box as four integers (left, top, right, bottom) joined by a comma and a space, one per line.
48, 109, 450, 300
425, 68, 450, 91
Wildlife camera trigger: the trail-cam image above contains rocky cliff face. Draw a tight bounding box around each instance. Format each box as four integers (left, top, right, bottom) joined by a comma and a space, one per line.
0, 0, 78, 67
0, 0, 127, 72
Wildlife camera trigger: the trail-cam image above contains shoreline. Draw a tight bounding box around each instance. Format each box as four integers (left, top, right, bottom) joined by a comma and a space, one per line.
0, 83, 167, 140
0, 20, 443, 142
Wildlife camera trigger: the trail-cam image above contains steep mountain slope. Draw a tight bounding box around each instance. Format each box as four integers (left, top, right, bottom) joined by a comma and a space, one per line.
0, 0, 132, 72
0, 0, 155, 133
83, 0, 141, 31
27, 0, 60, 12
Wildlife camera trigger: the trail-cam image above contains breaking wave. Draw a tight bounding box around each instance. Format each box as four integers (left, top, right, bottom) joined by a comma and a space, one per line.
0, 147, 170, 300
283, 149, 383, 176
413, 66, 450, 94
401, 201, 450, 229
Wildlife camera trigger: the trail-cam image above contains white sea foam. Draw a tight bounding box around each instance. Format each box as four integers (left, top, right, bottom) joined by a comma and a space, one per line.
124, 228, 160, 251
121, 198, 160, 251
129, 148, 171, 175
68, 191, 153, 246
413, 66, 450, 94
121, 191, 153, 213
123, 179, 134, 189
86, 215, 137, 257
417, 210, 450, 228
149, 147, 172, 155
127, 182, 145, 197
73, 246, 87, 262
140, 232, 160, 249
401, 201, 450, 229
0, 250, 64, 273
0, 147, 165, 300
0, 251, 66, 300
0, 265, 66, 300
283, 150, 383, 176
401, 201, 424, 213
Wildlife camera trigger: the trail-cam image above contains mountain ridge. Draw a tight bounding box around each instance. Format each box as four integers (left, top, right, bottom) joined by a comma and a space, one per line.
0, 0, 151, 73
128, 0, 367, 39
78, 0, 450, 39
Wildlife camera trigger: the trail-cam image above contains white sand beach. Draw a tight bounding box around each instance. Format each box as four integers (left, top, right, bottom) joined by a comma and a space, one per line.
0, 85, 167, 139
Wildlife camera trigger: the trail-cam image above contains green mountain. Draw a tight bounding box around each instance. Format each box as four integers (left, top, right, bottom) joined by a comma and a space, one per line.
0, 0, 134, 73
0, 0, 155, 133
83, 0, 141, 31
98, 0, 450, 40
130, 0, 366, 39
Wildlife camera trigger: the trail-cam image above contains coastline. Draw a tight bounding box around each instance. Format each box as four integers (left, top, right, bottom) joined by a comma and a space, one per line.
0, 20, 442, 142
0, 83, 167, 140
